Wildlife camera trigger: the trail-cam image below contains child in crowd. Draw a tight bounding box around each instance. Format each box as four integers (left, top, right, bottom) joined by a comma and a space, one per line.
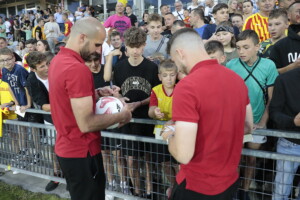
103, 30, 127, 82
113, 27, 160, 198
231, 13, 244, 32
0, 47, 30, 169
183, 9, 191, 27
226, 30, 278, 199
143, 14, 169, 61
202, 3, 240, 41
215, 21, 239, 65
204, 40, 226, 64
260, 9, 288, 58
148, 59, 178, 198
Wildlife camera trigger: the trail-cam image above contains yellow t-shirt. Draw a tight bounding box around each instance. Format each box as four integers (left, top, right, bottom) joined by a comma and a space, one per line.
151, 84, 173, 139
0, 81, 17, 120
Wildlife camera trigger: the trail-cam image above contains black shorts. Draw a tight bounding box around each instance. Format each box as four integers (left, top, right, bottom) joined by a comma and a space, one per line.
57, 153, 106, 200
170, 179, 239, 200
101, 128, 122, 151
119, 123, 154, 157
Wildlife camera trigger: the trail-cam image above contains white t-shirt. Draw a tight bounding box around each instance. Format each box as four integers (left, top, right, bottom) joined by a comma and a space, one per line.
101, 41, 114, 65
4, 21, 11, 33
75, 11, 83, 21
35, 73, 49, 91
188, 4, 199, 11
172, 9, 185, 20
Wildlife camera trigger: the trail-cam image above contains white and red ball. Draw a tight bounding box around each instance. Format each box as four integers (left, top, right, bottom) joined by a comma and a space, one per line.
95, 96, 124, 129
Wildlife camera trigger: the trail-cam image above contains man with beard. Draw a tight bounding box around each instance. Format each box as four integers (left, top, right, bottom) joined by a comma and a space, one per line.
162, 28, 253, 200
48, 17, 132, 200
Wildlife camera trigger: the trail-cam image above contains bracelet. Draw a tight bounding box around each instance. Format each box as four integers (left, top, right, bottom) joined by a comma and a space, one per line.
166, 134, 174, 144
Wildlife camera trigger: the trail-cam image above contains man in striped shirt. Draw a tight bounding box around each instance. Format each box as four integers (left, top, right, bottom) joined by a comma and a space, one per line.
243, 0, 276, 42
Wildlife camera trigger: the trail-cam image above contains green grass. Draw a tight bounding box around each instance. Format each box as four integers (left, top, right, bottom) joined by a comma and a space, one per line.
0, 181, 68, 200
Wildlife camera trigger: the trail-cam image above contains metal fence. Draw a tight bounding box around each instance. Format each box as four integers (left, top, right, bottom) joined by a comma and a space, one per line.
0, 109, 300, 200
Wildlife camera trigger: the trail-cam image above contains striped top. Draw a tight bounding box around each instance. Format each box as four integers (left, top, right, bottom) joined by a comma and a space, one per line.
242, 13, 270, 42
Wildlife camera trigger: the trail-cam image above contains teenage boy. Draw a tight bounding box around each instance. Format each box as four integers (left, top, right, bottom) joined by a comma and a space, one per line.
103, 31, 127, 82
204, 40, 226, 64
269, 2, 300, 74
243, 0, 276, 42
26, 51, 60, 192
32, 18, 45, 41
202, 3, 240, 41
231, 13, 244, 32
113, 27, 160, 197
143, 14, 169, 60
0, 47, 30, 168
226, 30, 278, 199
160, 4, 169, 27
269, 69, 300, 200
63, 13, 73, 37
162, 13, 176, 39
126, 5, 138, 27
260, 9, 288, 58
148, 59, 177, 198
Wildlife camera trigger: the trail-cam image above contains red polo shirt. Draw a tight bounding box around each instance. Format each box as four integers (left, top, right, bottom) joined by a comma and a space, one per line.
49, 47, 101, 158
172, 59, 249, 195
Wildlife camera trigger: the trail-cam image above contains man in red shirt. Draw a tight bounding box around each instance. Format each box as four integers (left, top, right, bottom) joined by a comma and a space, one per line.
48, 17, 131, 200
162, 28, 253, 199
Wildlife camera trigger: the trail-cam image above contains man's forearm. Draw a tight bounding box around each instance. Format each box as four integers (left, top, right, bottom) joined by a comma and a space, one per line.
278, 62, 298, 74
84, 111, 127, 133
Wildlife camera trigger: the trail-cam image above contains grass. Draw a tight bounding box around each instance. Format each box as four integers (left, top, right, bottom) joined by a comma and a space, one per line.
0, 181, 68, 200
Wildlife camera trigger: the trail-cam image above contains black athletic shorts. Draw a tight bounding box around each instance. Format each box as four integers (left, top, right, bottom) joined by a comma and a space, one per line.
57, 153, 106, 200
119, 123, 154, 157
170, 179, 239, 200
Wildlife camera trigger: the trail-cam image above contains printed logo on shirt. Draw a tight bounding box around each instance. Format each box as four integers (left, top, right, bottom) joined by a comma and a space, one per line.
288, 52, 300, 63
121, 76, 152, 96
114, 20, 129, 36
6, 74, 20, 94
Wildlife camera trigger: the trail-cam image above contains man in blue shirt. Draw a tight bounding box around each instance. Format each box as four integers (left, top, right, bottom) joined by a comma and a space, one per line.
189, 8, 207, 38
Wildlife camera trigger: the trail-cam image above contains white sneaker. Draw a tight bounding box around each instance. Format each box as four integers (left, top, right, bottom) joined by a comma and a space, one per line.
12, 170, 19, 175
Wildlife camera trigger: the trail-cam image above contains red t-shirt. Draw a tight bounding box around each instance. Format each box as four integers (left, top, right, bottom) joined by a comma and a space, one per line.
49, 47, 100, 158
172, 59, 249, 195
64, 20, 73, 36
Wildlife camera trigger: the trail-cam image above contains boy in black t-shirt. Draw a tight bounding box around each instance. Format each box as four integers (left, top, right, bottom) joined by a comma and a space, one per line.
113, 27, 160, 197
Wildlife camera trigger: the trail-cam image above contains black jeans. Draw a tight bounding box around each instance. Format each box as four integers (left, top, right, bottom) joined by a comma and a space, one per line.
57, 153, 106, 200
170, 179, 239, 200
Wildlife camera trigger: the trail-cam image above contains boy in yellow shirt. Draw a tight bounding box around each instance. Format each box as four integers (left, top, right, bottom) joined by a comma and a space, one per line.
148, 59, 178, 198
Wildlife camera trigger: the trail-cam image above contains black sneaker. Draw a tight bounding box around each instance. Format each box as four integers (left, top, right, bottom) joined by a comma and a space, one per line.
45, 181, 59, 192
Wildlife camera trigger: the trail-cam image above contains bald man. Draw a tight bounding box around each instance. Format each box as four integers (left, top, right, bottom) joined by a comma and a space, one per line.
104, 2, 131, 38
162, 28, 253, 200
48, 17, 131, 200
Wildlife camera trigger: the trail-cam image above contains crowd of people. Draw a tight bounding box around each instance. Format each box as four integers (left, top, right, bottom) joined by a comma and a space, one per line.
0, 0, 300, 199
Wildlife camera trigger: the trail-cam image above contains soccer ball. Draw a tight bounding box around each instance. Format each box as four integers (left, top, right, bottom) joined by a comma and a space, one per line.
95, 96, 124, 129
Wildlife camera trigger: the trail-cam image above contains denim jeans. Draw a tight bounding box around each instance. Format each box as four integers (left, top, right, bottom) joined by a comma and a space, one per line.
273, 138, 300, 200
